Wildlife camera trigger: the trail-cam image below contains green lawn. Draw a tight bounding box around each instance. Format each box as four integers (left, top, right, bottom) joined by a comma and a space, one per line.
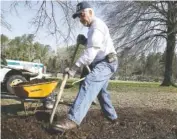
1, 78, 177, 115
55, 78, 177, 93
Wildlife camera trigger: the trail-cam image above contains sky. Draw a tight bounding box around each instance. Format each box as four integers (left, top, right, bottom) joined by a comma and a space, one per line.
1, 1, 102, 51
1, 1, 85, 51
1, 1, 53, 50
2, 1, 174, 53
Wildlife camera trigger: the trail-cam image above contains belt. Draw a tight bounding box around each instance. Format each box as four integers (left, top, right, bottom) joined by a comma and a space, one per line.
105, 53, 117, 63
92, 53, 117, 66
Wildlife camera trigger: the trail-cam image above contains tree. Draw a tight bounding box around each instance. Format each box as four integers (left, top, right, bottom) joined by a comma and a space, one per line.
104, 1, 177, 86
161, 2, 177, 86
144, 52, 162, 77
172, 54, 177, 80
2, 34, 51, 64
2, 1, 176, 84
2, 1, 78, 45
138, 53, 146, 75
1, 10, 11, 31
1, 34, 9, 54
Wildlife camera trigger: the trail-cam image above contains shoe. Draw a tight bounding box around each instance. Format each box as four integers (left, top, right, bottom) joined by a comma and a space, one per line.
43, 100, 54, 110
110, 119, 118, 124
105, 117, 118, 124
52, 118, 77, 132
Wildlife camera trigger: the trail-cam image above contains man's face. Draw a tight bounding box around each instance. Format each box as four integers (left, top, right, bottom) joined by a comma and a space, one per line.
79, 9, 92, 27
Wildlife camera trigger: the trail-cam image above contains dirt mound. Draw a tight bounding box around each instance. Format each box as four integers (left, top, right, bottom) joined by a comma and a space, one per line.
1, 107, 177, 139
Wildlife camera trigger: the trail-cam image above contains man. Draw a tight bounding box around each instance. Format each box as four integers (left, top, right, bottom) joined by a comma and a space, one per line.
52, 1, 118, 132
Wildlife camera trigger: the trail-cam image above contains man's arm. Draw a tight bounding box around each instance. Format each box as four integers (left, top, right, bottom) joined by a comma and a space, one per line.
75, 28, 104, 67
64, 29, 104, 77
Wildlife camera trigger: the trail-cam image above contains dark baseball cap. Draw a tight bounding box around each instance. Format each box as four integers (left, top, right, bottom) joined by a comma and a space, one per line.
72, 2, 91, 19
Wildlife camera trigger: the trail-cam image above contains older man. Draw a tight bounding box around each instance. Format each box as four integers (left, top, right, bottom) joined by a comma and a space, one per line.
52, 1, 118, 132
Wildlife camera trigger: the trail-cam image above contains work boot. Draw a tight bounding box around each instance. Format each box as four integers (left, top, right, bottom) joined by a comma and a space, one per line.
52, 118, 77, 132
106, 117, 118, 124
110, 119, 118, 124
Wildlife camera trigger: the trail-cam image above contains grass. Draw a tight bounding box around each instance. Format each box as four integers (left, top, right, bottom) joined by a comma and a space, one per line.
107, 80, 177, 93
54, 78, 177, 93
1, 78, 177, 116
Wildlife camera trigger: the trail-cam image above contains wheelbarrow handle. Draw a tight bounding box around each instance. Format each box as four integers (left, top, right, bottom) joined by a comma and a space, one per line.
72, 77, 85, 85
50, 74, 68, 124
71, 66, 90, 85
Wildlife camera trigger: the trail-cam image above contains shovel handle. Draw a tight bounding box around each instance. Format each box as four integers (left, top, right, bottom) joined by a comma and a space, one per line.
50, 74, 68, 124
50, 57, 91, 124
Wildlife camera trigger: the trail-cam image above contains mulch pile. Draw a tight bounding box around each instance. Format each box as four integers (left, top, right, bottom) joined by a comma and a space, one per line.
1, 107, 177, 139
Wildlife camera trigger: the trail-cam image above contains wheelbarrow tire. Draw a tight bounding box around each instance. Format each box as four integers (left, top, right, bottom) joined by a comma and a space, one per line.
6, 75, 27, 94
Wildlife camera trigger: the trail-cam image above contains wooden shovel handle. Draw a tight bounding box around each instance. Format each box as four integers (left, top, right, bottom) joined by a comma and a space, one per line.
50, 74, 68, 124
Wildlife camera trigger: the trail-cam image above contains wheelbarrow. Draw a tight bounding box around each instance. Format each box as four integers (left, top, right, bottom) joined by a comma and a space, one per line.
13, 79, 59, 115
12, 77, 85, 115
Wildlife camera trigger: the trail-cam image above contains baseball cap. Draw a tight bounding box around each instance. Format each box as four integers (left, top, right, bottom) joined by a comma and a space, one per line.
72, 2, 91, 19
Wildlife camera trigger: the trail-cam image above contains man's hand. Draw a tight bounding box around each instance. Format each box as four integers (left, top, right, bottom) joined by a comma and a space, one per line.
77, 34, 87, 45
64, 65, 79, 78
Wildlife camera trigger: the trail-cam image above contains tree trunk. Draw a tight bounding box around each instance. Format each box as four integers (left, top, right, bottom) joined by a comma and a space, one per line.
161, 2, 176, 86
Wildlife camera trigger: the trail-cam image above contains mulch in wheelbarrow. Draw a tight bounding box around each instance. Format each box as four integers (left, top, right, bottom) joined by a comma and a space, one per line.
1, 107, 177, 139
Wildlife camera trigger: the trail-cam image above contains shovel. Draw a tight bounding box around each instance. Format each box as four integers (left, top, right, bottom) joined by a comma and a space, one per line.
49, 74, 68, 124
49, 39, 91, 124
49, 42, 81, 124
49, 66, 91, 124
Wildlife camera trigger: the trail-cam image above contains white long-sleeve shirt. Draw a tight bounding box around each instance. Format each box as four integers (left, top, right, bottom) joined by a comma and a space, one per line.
75, 17, 116, 67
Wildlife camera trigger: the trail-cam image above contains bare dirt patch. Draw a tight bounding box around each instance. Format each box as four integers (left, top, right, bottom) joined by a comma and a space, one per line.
1, 107, 177, 139
1, 86, 177, 139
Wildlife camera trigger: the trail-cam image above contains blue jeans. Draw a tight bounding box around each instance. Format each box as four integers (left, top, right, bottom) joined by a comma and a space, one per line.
68, 60, 118, 125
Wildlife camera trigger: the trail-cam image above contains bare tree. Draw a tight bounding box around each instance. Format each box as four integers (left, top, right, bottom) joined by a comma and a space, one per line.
2, 1, 79, 45
30, 1, 77, 44
1, 10, 11, 31
103, 1, 177, 86
2, 1, 176, 85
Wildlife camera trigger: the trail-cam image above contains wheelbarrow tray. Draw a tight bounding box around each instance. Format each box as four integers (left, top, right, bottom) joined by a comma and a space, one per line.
13, 79, 58, 99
